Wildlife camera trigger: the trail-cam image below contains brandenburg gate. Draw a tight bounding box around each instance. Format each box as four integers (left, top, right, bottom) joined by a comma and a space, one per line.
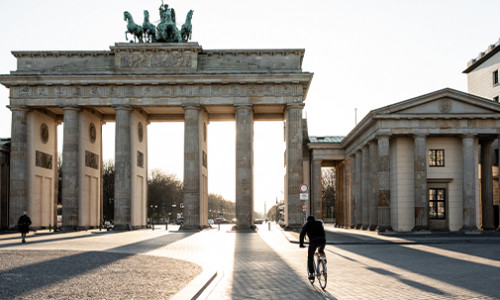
0, 42, 313, 230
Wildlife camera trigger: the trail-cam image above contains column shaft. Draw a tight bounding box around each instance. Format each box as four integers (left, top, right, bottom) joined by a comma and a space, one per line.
414, 135, 428, 230
8, 107, 28, 228
480, 139, 494, 230
462, 135, 477, 230
235, 105, 254, 229
349, 155, 356, 227
377, 135, 391, 231
355, 150, 362, 227
285, 104, 303, 229
61, 107, 80, 228
361, 146, 369, 229
368, 141, 378, 230
114, 106, 132, 228
183, 106, 201, 229
311, 160, 322, 219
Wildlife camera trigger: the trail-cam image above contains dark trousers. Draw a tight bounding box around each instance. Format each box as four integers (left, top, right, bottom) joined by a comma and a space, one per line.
308, 242, 325, 274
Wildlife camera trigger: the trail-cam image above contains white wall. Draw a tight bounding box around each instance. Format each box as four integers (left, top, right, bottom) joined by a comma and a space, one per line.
390, 137, 414, 231
130, 110, 148, 227
426, 137, 464, 231
467, 51, 500, 100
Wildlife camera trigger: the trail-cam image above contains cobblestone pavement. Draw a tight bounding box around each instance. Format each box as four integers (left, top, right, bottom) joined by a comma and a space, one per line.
1, 224, 499, 299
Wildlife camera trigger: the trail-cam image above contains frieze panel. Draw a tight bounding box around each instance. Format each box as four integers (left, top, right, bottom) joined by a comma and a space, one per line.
85, 150, 99, 169
35, 150, 53, 169
11, 83, 303, 100
118, 53, 193, 69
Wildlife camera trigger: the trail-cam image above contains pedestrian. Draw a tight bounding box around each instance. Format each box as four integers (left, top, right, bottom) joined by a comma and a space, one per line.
17, 211, 32, 244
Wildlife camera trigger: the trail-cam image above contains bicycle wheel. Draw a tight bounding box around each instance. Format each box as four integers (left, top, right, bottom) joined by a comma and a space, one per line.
317, 259, 327, 290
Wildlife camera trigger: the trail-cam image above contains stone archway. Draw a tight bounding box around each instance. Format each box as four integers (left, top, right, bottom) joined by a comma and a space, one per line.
0, 43, 313, 230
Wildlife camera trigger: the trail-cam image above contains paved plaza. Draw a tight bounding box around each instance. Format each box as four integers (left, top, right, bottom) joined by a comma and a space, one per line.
1, 224, 499, 299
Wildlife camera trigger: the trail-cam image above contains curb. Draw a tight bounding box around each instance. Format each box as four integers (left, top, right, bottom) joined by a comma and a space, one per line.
171, 268, 218, 300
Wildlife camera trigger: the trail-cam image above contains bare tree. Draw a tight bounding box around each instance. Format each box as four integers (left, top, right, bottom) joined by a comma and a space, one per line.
321, 167, 336, 219
102, 160, 115, 221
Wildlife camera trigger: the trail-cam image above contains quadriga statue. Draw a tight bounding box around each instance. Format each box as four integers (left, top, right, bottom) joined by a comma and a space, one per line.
123, 2, 193, 43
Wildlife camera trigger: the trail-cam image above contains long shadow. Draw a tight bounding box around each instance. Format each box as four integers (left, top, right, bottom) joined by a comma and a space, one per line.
334, 242, 500, 298
231, 232, 336, 299
0, 231, 195, 298
0, 231, 103, 248
331, 250, 449, 297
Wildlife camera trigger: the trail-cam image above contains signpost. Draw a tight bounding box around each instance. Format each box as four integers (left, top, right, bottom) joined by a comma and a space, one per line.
300, 184, 309, 223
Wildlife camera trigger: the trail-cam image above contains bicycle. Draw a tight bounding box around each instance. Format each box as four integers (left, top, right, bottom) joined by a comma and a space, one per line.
308, 250, 327, 290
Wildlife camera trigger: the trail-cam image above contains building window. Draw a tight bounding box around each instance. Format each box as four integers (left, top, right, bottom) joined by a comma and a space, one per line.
428, 149, 445, 167
428, 188, 446, 219
494, 96, 499, 102
494, 70, 499, 85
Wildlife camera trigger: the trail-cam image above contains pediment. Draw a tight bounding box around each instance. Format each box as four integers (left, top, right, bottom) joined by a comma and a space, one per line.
374, 88, 500, 116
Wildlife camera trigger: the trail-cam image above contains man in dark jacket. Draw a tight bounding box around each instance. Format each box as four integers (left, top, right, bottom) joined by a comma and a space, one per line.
299, 215, 326, 279
17, 211, 32, 244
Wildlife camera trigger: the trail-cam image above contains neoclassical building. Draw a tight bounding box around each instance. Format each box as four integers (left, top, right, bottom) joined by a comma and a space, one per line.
306, 38, 500, 232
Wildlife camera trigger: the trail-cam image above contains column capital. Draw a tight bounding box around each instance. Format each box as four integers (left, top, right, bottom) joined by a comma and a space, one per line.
461, 134, 476, 139
7, 105, 28, 112
61, 106, 81, 112
286, 103, 305, 110
234, 104, 253, 111
181, 103, 201, 111
112, 105, 132, 112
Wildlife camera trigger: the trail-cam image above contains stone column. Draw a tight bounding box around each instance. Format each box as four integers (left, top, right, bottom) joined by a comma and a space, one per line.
368, 141, 378, 230
8, 106, 28, 228
480, 139, 494, 230
377, 135, 391, 231
284, 104, 303, 229
345, 158, 351, 228
235, 105, 254, 229
183, 105, 201, 229
462, 135, 477, 230
311, 159, 322, 219
361, 146, 369, 229
61, 107, 80, 228
349, 155, 356, 227
414, 134, 428, 230
114, 106, 132, 229
355, 150, 362, 228
336, 162, 345, 226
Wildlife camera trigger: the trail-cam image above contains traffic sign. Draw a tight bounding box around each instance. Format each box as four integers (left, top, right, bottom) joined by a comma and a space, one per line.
300, 193, 309, 200
300, 184, 308, 193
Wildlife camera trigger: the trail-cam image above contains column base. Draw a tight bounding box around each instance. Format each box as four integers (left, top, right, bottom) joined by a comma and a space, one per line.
231, 225, 257, 232
113, 224, 132, 231
412, 225, 430, 232
369, 225, 378, 231
376, 225, 392, 232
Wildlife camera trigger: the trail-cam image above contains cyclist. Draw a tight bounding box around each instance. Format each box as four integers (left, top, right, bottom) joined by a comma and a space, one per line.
299, 215, 326, 280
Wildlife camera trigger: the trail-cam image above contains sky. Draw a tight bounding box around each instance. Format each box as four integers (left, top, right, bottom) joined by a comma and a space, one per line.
1, 0, 500, 214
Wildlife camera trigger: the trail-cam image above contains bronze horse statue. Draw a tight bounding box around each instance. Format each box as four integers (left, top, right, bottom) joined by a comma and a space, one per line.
124, 11, 144, 43
142, 10, 156, 43
181, 10, 194, 42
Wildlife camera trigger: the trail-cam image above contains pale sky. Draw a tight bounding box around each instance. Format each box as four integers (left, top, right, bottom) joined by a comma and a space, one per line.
1, 0, 499, 214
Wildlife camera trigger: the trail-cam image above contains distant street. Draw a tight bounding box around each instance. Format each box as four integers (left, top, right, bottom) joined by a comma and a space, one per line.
1, 224, 499, 299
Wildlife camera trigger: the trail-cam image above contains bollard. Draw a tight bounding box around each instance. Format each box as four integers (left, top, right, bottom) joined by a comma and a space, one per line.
218, 223, 220, 231
268, 222, 271, 231
49, 224, 52, 232
165, 221, 168, 230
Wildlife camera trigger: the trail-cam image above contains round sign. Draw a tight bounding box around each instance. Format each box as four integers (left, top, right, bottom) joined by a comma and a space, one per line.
300, 184, 308, 193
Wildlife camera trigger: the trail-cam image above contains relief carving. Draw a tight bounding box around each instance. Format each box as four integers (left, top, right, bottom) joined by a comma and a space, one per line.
36, 151, 53, 169
137, 151, 144, 168
85, 150, 99, 169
